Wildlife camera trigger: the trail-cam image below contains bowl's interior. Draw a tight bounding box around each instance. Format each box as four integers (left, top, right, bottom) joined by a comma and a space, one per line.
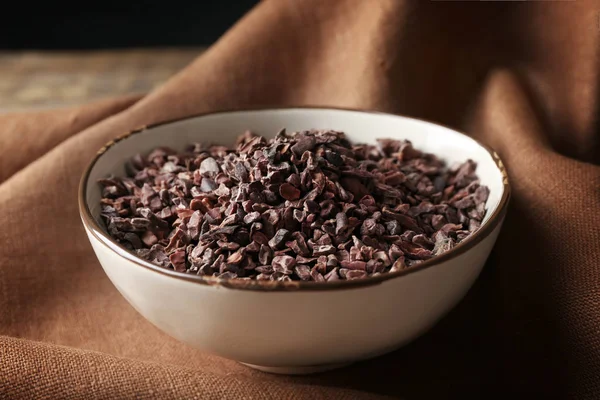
84, 108, 506, 252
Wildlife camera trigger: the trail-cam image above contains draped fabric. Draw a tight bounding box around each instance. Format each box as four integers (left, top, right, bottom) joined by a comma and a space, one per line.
1, 1, 599, 398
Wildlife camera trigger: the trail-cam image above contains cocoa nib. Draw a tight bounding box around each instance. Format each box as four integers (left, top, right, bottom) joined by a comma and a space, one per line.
99, 129, 489, 281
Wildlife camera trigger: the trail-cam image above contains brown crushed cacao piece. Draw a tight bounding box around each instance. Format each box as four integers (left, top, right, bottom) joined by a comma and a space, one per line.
279, 183, 301, 201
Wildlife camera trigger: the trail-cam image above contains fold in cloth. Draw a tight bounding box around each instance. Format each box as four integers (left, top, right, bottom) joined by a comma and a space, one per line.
1, 1, 599, 398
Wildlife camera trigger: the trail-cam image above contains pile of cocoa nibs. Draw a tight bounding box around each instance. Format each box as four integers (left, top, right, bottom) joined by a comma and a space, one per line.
98, 129, 489, 282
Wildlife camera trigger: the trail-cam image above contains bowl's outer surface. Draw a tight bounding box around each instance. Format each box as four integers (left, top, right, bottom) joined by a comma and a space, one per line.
82, 108, 509, 368
85, 221, 502, 367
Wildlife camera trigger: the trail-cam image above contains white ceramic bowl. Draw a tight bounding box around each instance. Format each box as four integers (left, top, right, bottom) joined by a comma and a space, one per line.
80, 108, 510, 374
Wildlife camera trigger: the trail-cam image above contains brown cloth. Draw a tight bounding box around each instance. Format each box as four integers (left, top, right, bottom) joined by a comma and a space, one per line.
1, 1, 599, 398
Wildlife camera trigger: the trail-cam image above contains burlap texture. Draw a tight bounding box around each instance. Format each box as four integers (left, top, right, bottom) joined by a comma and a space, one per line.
1, 1, 600, 398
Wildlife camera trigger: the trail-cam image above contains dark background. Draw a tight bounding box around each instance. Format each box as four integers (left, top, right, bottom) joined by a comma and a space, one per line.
0, 1, 260, 49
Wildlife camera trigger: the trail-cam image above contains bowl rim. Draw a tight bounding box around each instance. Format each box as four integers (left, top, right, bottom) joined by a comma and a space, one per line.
79, 106, 511, 292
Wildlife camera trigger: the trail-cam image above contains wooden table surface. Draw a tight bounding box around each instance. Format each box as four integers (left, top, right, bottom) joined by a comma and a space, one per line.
0, 48, 202, 111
